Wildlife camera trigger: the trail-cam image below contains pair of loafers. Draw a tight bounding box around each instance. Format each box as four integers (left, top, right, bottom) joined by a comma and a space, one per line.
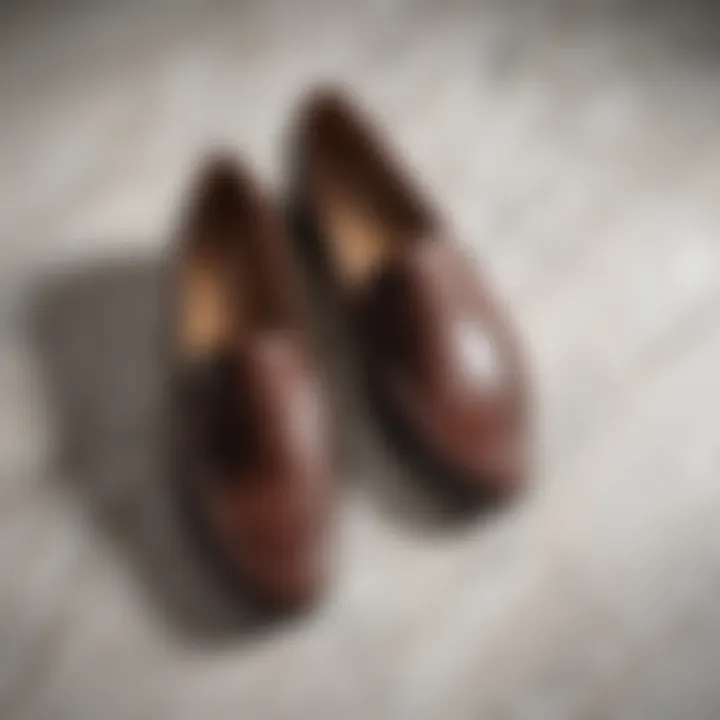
173, 90, 529, 615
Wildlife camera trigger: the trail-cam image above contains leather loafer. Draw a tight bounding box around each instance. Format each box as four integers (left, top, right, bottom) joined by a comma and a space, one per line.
289, 90, 529, 503
173, 156, 334, 614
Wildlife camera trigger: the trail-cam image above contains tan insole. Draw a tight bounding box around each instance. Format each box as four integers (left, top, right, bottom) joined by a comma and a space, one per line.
182, 257, 245, 358
323, 188, 404, 286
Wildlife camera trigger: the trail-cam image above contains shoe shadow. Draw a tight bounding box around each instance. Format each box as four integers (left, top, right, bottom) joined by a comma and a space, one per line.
29, 249, 263, 646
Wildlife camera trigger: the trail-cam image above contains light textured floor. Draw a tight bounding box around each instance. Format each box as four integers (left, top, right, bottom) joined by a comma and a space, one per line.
1, 2, 720, 719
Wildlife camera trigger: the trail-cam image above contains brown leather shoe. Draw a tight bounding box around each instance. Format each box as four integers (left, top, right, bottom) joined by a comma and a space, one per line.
173, 156, 334, 614
289, 90, 529, 504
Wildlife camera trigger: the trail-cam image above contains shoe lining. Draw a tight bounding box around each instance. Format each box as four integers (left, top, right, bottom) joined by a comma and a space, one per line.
181, 242, 244, 358
179, 180, 284, 359
320, 180, 408, 286
308, 102, 431, 287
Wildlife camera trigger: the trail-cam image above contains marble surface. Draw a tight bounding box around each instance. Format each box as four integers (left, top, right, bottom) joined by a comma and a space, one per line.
1, 1, 720, 718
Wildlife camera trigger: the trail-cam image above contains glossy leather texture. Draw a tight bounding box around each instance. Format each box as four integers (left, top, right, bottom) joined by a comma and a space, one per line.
290, 90, 529, 503
174, 157, 333, 614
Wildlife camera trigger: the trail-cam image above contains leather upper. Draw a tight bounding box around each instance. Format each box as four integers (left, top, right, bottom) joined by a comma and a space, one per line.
293, 90, 529, 496
176, 158, 333, 611
357, 236, 526, 490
